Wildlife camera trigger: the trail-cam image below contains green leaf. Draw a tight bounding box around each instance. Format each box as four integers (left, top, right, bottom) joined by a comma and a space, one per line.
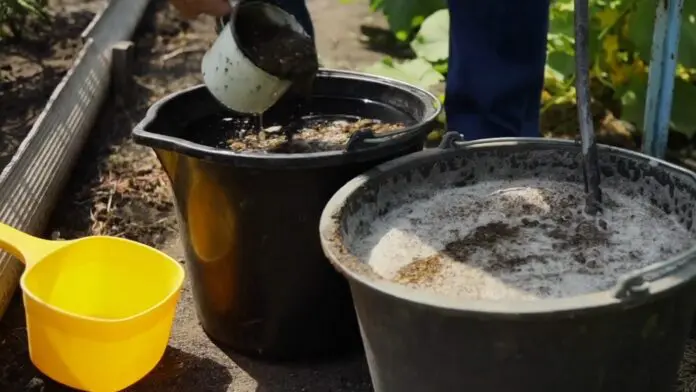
546, 33, 576, 80
616, 77, 696, 137
437, 109, 447, 125
364, 57, 445, 89
616, 77, 647, 130
432, 60, 448, 75
628, 0, 696, 68
549, 0, 575, 37
547, 1, 602, 79
395, 30, 409, 41
679, 0, 696, 68
378, 0, 446, 37
410, 9, 449, 62
369, 0, 384, 11
668, 78, 696, 136
628, 0, 659, 62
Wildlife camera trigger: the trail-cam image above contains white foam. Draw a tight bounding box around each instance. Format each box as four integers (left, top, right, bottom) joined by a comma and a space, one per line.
354, 179, 695, 300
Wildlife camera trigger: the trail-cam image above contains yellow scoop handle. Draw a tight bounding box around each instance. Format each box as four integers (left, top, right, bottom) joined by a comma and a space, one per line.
0, 223, 68, 269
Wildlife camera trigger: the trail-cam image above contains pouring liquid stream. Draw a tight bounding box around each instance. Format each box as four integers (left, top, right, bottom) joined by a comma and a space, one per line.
247, 74, 316, 146
233, 3, 319, 143
282, 73, 317, 143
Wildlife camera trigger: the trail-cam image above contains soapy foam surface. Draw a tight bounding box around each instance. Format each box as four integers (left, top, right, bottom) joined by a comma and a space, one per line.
356, 179, 696, 300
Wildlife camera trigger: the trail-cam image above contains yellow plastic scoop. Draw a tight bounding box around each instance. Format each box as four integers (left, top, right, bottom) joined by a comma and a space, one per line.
0, 223, 185, 392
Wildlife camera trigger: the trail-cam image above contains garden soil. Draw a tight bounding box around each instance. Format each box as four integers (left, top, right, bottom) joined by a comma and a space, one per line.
0, 1, 377, 391
0, 0, 104, 173
1, 0, 696, 391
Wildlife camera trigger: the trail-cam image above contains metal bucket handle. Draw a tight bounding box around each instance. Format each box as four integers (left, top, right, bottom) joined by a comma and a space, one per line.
437, 131, 696, 301
611, 251, 696, 300
346, 126, 432, 152
437, 131, 466, 149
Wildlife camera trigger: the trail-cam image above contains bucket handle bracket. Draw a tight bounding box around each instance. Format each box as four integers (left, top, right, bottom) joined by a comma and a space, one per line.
613, 276, 650, 300
345, 126, 423, 152
345, 129, 377, 151
612, 250, 695, 300
437, 131, 465, 150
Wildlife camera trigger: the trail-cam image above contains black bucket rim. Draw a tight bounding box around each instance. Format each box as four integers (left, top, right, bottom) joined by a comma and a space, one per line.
319, 137, 696, 318
132, 68, 442, 170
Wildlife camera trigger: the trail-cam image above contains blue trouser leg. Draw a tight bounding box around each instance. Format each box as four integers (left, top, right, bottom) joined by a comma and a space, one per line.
445, 1, 551, 139
273, 0, 315, 39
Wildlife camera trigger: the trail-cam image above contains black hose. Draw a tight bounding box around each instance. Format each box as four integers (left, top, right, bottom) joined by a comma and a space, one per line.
574, 0, 603, 215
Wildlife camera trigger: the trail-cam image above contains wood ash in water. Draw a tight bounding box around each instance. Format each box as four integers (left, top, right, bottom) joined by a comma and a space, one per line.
226, 118, 403, 153
354, 179, 696, 301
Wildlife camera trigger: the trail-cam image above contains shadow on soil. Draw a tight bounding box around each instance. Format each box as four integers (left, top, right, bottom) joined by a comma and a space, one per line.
224, 350, 374, 392
128, 347, 233, 392
359, 25, 414, 59
0, 295, 231, 392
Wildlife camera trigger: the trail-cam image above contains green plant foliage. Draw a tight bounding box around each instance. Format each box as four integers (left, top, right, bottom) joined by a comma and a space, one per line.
369, 0, 446, 41
0, 0, 49, 39
627, 0, 696, 68
353, 0, 696, 138
361, 10, 448, 89
410, 9, 449, 63
364, 57, 444, 88
548, 0, 696, 137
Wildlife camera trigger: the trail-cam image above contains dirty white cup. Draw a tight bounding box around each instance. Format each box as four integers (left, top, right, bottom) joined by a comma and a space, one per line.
201, 1, 310, 114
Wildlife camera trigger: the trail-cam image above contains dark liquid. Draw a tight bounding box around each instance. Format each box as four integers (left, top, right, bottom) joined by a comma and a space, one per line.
189, 114, 391, 149
281, 86, 314, 141
185, 96, 413, 152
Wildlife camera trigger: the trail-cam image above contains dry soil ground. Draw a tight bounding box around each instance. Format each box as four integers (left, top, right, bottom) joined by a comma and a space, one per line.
0, 0, 104, 171
2, 0, 696, 391
0, 1, 383, 391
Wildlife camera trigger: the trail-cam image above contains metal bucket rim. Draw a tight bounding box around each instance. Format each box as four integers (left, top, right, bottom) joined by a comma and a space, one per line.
319, 137, 696, 317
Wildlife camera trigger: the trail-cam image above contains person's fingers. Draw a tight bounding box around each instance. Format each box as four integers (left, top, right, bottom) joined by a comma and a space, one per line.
170, 0, 231, 19
202, 0, 233, 17
169, 0, 200, 19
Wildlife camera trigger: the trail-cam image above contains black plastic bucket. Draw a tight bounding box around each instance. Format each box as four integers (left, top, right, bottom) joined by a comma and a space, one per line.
133, 69, 441, 360
319, 135, 696, 391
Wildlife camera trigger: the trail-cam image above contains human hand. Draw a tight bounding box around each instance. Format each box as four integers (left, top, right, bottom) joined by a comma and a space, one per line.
169, 0, 232, 19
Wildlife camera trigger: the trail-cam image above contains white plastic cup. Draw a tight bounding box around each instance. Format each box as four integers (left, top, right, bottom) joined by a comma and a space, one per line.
201, 1, 310, 114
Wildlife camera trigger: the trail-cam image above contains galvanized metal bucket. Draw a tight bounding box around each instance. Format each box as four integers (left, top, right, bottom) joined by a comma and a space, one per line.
320, 135, 696, 392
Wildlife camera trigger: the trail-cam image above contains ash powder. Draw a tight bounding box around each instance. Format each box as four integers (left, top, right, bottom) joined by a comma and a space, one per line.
357, 179, 696, 300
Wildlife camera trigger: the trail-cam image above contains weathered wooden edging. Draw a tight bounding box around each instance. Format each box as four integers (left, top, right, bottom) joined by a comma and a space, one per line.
0, 0, 153, 318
